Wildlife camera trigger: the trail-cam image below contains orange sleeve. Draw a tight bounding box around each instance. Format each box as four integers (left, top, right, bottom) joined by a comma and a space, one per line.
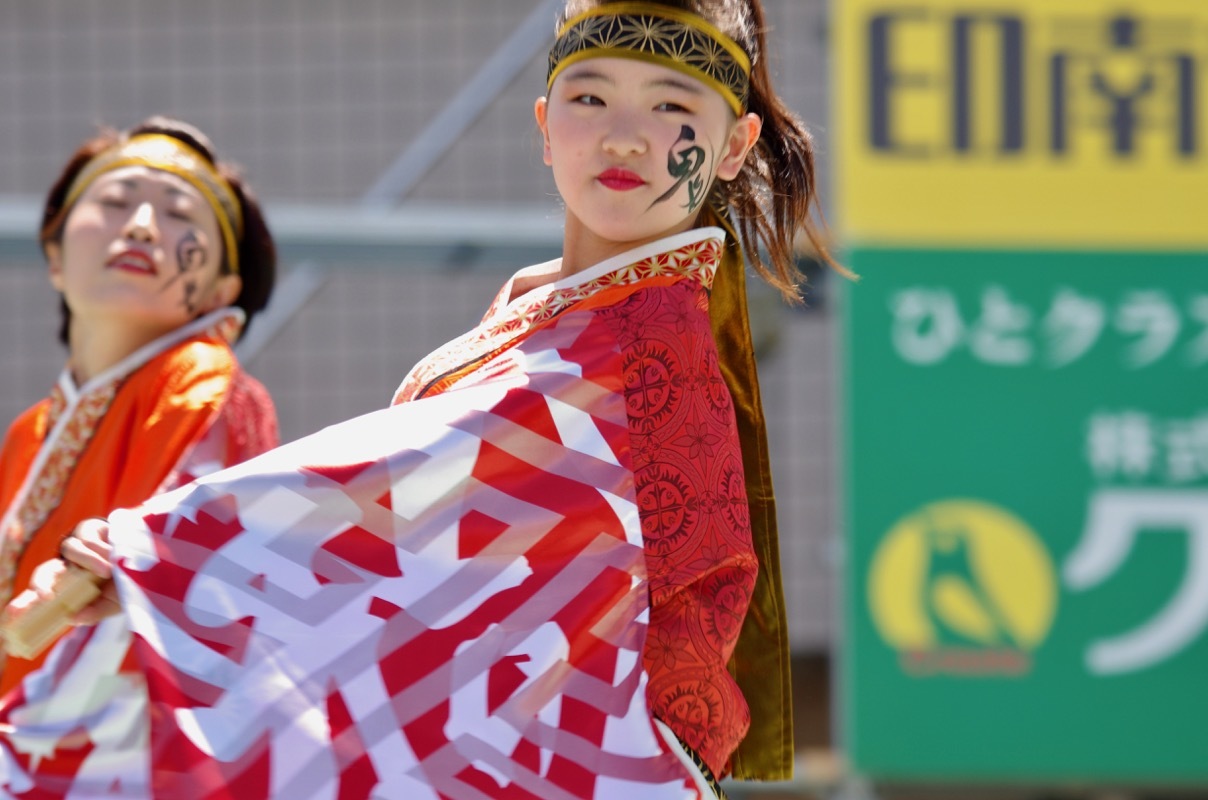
107, 340, 241, 509
1, 340, 243, 693
0, 402, 52, 521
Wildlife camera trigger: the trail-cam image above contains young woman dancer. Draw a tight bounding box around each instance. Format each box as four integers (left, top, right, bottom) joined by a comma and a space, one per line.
394, 0, 842, 789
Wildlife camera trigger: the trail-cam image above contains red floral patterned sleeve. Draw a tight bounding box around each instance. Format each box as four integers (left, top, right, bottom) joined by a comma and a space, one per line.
597, 278, 759, 778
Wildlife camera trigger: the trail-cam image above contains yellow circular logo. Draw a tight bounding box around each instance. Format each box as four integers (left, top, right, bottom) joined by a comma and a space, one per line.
868, 499, 1057, 674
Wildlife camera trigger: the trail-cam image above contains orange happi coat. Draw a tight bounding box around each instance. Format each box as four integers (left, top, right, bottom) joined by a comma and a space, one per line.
0, 309, 277, 693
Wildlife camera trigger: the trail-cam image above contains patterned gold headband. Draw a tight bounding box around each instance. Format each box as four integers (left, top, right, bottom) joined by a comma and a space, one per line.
63, 133, 243, 275
548, 2, 752, 116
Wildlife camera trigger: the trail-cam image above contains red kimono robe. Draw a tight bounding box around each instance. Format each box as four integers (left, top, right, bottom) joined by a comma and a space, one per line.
397, 228, 758, 777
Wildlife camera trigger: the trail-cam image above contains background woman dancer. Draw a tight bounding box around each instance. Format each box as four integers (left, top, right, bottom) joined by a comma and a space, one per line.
0, 115, 278, 691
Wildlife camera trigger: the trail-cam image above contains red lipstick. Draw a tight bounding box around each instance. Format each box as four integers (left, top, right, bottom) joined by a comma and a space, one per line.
598, 168, 645, 191
106, 249, 157, 276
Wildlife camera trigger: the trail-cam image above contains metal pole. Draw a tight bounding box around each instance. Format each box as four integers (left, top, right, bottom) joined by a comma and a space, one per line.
241, 0, 561, 361
360, 0, 563, 207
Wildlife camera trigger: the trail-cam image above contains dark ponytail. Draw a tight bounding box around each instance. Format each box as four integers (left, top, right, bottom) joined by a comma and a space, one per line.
723, 0, 852, 303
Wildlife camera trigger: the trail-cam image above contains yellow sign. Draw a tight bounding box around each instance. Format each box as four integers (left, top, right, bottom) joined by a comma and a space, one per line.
834, 0, 1208, 248
868, 499, 1057, 675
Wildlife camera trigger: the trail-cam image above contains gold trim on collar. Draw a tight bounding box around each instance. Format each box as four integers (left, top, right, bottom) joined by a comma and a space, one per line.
63, 133, 243, 275
548, 2, 751, 116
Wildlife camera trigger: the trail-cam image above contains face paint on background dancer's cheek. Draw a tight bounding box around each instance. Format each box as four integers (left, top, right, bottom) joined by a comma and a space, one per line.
163, 229, 209, 313
650, 125, 710, 214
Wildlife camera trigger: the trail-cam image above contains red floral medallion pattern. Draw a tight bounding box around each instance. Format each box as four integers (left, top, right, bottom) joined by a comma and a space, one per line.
598, 280, 758, 779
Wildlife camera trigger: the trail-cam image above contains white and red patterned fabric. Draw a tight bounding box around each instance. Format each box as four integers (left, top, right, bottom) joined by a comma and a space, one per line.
0, 229, 747, 798
0, 271, 714, 798
399, 229, 757, 776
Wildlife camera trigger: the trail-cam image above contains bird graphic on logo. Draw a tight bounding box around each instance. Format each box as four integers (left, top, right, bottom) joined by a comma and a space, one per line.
868, 499, 1057, 675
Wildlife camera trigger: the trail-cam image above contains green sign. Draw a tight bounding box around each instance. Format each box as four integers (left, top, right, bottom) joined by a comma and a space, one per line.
842, 247, 1208, 782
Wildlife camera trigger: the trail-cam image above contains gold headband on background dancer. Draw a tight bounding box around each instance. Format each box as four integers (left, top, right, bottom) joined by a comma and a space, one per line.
547, 2, 752, 116
62, 133, 244, 275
